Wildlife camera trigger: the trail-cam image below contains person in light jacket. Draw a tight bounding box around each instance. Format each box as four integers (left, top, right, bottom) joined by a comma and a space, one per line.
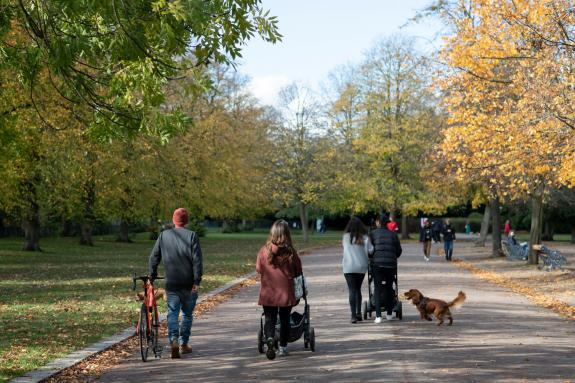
256, 220, 303, 359
342, 217, 373, 323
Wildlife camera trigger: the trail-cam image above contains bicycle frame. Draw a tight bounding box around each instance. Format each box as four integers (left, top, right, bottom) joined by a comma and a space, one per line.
136, 279, 159, 338
132, 274, 164, 362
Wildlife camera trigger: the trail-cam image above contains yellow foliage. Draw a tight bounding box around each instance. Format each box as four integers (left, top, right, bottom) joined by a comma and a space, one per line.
435, 0, 575, 201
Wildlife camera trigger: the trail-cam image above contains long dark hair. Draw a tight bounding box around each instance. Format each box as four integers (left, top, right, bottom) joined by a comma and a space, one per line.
266, 220, 297, 264
344, 217, 367, 245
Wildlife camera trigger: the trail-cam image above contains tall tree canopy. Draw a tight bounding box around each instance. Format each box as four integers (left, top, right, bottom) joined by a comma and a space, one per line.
325, 36, 446, 227
0, 0, 281, 138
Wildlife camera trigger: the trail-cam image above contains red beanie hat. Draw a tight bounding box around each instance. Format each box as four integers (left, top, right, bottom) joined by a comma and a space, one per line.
172, 208, 189, 228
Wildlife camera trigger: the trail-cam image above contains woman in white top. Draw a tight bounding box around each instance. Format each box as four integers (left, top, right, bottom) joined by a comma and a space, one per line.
342, 217, 373, 323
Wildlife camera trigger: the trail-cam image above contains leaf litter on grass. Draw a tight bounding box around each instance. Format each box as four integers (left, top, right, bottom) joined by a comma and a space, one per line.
43, 276, 259, 383
452, 259, 575, 320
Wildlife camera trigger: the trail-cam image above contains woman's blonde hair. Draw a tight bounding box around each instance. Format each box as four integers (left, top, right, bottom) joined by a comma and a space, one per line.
266, 219, 297, 264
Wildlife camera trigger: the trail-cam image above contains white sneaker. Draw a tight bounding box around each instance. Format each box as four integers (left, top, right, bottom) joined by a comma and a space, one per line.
424, 256, 430, 262
278, 346, 289, 357
374, 317, 382, 324
386, 314, 394, 321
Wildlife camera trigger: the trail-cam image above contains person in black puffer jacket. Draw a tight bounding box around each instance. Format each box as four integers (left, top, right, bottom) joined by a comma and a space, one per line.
441, 219, 456, 261
369, 214, 402, 322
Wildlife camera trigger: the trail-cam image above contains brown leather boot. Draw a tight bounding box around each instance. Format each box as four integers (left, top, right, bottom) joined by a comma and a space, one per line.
179, 344, 192, 355
171, 339, 180, 359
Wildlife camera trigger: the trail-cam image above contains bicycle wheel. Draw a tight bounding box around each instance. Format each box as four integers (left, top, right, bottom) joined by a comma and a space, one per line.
150, 305, 160, 357
139, 304, 149, 362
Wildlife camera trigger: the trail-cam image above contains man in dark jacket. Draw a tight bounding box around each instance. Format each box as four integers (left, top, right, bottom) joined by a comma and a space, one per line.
150, 208, 203, 359
369, 214, 402, 322
431, 219, 442, 243
420, 219, 433, 261
441, 219, 456, 261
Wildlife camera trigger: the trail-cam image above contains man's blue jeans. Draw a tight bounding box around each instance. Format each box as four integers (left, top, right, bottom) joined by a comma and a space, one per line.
166, 289, 198, 345
444, 240, 454, 260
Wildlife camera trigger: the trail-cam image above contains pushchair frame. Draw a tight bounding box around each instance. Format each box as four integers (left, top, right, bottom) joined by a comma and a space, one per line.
362, 263, 402, 320
257, 280, 315, 354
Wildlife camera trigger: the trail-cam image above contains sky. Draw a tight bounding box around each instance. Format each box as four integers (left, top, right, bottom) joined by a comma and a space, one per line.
237, 0, 445, 106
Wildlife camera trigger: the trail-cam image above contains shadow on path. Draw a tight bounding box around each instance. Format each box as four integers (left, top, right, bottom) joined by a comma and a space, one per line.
97, 245, 575, 382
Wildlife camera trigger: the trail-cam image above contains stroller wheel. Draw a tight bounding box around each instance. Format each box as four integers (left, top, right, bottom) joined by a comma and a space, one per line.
309, 327, 316, 352
362, 301, 368, 320
257, 328, 264, 354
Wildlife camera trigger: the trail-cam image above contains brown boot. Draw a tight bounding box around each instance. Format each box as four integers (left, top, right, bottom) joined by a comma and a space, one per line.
171, 339, 180, 359
179, 344, 192, 355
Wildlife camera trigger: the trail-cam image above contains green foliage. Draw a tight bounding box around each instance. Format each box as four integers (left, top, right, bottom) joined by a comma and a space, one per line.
188, 220, 207, 237
468, 212, 484, 220
0, 0, 281, 139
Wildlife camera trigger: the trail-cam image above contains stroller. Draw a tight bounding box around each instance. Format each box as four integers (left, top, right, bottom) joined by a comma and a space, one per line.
257, 284, 315, 359
362, 263, 402, 320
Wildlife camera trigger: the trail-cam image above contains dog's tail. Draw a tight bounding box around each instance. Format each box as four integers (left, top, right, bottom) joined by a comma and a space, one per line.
448, 291, 466, 309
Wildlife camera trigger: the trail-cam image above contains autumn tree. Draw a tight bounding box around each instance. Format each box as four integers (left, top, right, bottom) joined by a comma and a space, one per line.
326, 36, 446, 235
428, 0, 575, 262
0, 2, 282, 248
162, 65, 275, 223
0, 68, 83, 250
322, 65, 374, 216
268, 83, 328, 242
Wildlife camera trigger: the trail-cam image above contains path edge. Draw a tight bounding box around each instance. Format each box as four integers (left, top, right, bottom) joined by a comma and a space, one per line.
9, 271, 258, 383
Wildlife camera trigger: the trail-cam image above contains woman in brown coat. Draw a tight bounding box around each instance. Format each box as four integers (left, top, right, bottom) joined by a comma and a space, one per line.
256, 220, 303, 359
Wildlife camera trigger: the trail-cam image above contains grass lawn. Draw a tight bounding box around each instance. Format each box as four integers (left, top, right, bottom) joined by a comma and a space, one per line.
514, 233, 572, 242
0, 230, 340, 382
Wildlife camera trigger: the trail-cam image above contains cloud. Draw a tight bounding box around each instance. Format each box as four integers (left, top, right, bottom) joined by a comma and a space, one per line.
248, 74, 291, 106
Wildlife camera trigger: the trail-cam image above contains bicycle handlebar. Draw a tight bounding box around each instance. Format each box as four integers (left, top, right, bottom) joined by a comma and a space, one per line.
131, 273, 164, 291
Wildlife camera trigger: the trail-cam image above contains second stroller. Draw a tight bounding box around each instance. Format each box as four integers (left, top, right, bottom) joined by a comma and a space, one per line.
364, 214, 403, 322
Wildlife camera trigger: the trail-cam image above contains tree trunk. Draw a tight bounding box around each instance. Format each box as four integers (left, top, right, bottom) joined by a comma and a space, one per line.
541, 220, 554, 241
80, 223, 94, 246
148, 202, 160, 240
299, 202, 309, 243
80, 176, 96, 246
528, 194, 544, 265
490, 197, 502, 257
117, 218, 132, 243
401, 214, 410, 239
149, 216, 159, 240
475, 206, 491, 247
22, 202, 41, 251
61, 219, 75, 237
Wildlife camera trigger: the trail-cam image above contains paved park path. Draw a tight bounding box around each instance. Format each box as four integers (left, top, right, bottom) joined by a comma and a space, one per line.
98, 243, 574, 382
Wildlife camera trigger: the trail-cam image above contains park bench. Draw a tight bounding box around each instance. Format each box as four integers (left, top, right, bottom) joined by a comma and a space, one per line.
502, 240, 528, 261
532, 244, 567, 271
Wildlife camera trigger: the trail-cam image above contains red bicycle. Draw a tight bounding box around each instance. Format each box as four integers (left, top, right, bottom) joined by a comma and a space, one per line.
132, 274, 164, 362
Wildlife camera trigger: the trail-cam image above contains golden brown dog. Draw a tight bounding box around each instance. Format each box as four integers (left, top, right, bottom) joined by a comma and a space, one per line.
136, 288, 166, 302
404, 289, 466, 326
